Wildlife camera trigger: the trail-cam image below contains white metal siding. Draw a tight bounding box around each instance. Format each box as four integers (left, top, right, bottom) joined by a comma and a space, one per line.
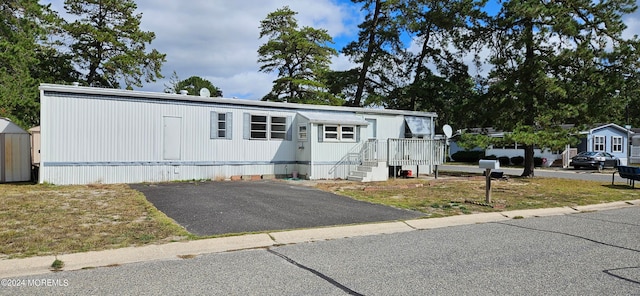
38, 85, 438, 184
40, 93, 298, 184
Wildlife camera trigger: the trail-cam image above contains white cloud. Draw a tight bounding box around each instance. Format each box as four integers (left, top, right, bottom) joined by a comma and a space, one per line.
42, 0, 359, 99
622, 12, 640, 39
133, 0, 358, 99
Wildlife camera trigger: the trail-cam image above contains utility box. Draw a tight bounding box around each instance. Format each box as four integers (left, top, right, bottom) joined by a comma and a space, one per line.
479, 159, 500, 170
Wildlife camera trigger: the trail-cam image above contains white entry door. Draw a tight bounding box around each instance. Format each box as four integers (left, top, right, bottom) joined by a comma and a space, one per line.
163, 116, 182, 160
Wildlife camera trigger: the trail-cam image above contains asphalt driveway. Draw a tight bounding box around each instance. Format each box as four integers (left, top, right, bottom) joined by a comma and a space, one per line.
131, 180, 424, 236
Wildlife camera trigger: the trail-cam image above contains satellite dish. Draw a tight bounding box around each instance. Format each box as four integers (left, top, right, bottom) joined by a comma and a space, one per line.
443, 124, 453, 138
199, 88, 211, 97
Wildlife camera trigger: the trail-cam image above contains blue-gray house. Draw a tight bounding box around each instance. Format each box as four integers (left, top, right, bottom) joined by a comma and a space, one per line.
578, 123, 633, 166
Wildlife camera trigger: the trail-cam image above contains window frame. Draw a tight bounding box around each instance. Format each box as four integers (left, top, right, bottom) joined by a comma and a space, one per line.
298, 124, 308, 141
250, 114, 268, 140
217, 113, 227, 138
210, 111, 232, 140
593, 135, 605, 152
270, 116, 287, 140
245, 113, 291, 141
611, 136, 623, 153
323, 124, 356, 142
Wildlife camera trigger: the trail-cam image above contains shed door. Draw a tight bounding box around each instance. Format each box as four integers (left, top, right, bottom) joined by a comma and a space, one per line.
163, 117, 182, 160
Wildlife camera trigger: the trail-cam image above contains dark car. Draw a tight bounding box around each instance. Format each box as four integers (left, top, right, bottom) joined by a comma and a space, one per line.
570, 151, 619, 170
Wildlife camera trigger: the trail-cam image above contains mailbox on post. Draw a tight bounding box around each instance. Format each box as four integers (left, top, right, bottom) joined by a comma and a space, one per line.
479, 159, 500, 170
479, 159, 500, 203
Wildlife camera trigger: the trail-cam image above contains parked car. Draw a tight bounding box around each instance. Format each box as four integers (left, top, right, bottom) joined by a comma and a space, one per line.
570, 151, 619, 170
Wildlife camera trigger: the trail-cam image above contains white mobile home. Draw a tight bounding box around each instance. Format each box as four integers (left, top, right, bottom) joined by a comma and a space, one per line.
38, 84, 443, 185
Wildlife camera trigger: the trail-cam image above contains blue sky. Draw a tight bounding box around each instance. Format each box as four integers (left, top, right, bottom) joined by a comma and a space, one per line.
42, 0, 640, 100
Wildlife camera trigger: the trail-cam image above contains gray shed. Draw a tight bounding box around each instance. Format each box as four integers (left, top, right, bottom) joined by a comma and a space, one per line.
0, 118, 31, 182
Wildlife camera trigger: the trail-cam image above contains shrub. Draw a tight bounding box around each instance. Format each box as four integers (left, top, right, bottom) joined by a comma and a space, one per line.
484, 155, 498, 160
534, 157, 543, 167
451, 150, 484, 163
511, 156, 524, 166
498, 156, 510, 166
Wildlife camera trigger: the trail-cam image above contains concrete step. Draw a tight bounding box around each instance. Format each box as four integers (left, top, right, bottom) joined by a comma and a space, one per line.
347, 175, 365, 182
351, 171, 368, 178
356, 165, 373, 172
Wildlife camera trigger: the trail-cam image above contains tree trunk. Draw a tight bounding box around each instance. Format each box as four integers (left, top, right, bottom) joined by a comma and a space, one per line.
353, 0, 382, 107
521, 144, 535, 177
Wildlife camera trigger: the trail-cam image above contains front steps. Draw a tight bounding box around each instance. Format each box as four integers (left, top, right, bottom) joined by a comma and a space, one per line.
347, 162, 388, 182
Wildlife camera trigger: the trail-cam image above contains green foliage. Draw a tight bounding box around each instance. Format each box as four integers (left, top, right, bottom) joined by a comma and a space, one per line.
258, 6, 339, 105
62, 0, 165, 88
164, 72, 223, 97
342, 0, 404, 106
534, 157, 543, 167
510, 156, 524, 166
456, 132, 494, 150
386, 0, 487, 123
51, 258, 64, 270
450, 150, 484, 163
478, 0, 640, 176
0, 0, 61, 128
498, 156, 510, 166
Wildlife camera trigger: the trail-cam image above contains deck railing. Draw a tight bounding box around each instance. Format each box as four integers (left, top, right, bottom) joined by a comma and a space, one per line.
386, 138, 446, 166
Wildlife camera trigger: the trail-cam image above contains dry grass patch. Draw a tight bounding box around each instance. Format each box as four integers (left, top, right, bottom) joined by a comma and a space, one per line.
316, 175, 638, 218
0, 183, 191, 259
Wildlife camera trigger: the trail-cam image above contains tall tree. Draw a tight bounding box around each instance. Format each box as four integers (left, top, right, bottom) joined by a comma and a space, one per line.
342, 0, 404, 106
481, 0, 640, 177
0, 0, 60, 127
63, 0, 165, 88
385, 0, 487, 130
258, 6, 339, 105
165, 74, 223, 97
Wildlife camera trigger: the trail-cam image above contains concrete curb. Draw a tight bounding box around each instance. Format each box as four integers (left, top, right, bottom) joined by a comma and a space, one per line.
270, 221, 414, 245
500, 207, 579, 218
2, 200, 638, 278
405, 212, 509, 229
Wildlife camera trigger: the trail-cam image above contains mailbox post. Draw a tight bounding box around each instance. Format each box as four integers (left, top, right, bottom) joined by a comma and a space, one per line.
479, 159, 500, 203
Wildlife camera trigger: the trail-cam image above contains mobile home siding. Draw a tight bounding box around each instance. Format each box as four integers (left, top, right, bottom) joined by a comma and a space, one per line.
40, 92, 298, 184
39, 84, 438, 184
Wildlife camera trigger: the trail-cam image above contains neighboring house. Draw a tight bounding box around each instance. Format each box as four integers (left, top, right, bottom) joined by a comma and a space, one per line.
578, 123, 634, 166
448, 128, 561, 166
449, 123, 635, 167
37, 83, 445, 185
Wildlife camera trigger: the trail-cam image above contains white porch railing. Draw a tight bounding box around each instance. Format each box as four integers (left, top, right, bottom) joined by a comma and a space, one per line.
386, 138, 446, 166
361, 139, 388, 163
360, 138, 447, 166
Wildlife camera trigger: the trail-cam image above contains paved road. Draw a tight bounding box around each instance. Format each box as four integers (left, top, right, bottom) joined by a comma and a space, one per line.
131, 180, 424, 236
6, 207, 639, 295
438, 164, 630, 183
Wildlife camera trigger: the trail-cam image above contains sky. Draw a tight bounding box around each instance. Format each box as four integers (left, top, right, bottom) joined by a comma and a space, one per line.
42, 0, 640, 100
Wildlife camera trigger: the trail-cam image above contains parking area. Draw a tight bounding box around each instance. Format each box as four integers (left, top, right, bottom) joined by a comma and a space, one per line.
131, 180, 424, 236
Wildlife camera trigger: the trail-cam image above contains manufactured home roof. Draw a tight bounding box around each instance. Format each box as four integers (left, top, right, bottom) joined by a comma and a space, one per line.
297, 111, 369, 125
39, 83, 437, 118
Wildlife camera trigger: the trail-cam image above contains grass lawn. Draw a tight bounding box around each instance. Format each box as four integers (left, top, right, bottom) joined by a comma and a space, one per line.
0, 173, 638, 259
0, 183, 192, 259
315, 173, 639, 218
